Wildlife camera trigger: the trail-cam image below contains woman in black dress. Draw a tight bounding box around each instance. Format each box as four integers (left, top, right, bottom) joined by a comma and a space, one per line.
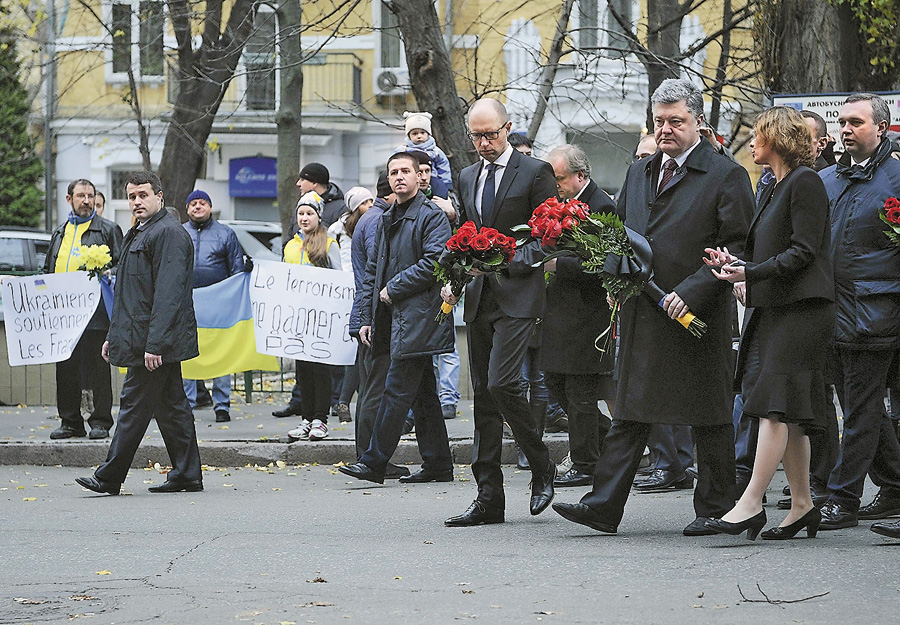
704, 106, 834, 540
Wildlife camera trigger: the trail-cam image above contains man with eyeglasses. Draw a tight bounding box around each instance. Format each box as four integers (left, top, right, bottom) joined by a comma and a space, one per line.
441, 98, 558, 526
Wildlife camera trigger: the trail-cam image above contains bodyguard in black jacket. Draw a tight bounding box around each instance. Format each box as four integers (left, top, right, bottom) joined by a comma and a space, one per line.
76, 171, 202, 496
340, 153, 454, 485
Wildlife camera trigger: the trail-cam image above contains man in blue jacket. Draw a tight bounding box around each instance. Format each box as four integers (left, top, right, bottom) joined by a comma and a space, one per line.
340, 152, 454, 484
181, 190, 245, 423
817, 93, 900, 532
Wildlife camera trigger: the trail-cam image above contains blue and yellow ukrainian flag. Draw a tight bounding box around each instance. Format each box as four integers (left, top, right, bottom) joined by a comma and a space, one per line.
181, 272, 279, 379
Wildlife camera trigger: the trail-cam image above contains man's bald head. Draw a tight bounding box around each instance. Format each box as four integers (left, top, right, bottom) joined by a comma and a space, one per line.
467, 98, 512, 162
468, 98, 509, 125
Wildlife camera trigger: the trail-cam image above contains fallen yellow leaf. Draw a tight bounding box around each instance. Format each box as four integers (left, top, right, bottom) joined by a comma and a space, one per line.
95, 570, 111, 575
23, 497, 36, 501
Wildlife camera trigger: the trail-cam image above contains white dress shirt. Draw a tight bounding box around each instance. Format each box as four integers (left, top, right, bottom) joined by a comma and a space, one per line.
658, 138, 702, 189
475, 143, 515, 219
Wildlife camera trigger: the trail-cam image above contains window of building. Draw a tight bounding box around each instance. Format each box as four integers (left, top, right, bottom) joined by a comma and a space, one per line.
245, 10, 277, 110
576, 0, 633, 58
380, 3, 402, 68
110, 171, 132, 200
108, 1, 165, 79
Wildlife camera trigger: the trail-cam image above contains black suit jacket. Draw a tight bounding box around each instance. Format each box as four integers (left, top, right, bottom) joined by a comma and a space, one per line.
541, 180, 617, 375
744, 167, 834, 308
615, 139, 754, 425
458, 148, 558, 321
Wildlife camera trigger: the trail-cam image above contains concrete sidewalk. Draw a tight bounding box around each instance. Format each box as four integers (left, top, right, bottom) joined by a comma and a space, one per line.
0, 396, 570, 468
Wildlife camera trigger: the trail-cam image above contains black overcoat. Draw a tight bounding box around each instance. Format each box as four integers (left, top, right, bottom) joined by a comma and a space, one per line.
615, 140, 754, 425
106, 209, 199, 367
541, 179, 617, 375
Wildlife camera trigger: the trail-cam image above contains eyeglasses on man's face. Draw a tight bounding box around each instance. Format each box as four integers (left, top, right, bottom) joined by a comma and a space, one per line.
467, 125, 506, 142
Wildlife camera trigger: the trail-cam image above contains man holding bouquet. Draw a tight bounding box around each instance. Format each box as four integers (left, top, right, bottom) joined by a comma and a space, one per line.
553, 79, 754, 535
44, 179, 123, 440
441, 98, 559, 526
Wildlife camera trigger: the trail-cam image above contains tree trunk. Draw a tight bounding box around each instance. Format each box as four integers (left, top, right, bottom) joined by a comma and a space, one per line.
276, 0, 303, 244
644, 0, 683, 127
768, 0, 857, 93
389, 0, 475, 184
526, 0, 575, 142
158, 0, 257, 220
708, 0, 732, 130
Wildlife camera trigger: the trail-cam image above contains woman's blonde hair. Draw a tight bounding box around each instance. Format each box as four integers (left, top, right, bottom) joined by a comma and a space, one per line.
754, 106, 816, 170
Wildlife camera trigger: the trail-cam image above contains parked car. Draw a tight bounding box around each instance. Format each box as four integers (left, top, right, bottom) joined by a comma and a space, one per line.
0, 227, 52, 322
218, 220, 283, 261
0, 227, 51, 275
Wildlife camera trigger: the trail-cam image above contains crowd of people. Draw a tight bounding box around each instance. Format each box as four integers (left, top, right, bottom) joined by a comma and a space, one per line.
47, 78, 900, 541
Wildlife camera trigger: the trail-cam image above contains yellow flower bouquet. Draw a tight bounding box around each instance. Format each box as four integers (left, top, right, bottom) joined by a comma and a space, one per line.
78, 244, 112, 280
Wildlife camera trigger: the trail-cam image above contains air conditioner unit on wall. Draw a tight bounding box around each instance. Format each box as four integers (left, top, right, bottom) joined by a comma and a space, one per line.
374, 68, 410, 96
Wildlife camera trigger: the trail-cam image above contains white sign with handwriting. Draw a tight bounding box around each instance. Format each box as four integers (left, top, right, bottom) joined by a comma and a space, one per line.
2, 272, 100, 366
249, 260, 357, 365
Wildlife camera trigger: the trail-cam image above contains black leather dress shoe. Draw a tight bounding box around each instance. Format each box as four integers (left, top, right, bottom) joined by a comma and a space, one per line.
75, 475, 120, 495
88, 427, 109, 439
338, 462, 385, 484
871, 519, 900, 538
516, 446, 530, 470
51, 426, 86, 440
685, 466, 699, 480
149, 480, 203, 493
683, 517, 718, 536
272, 406, 302, 418
634, 469, 693, 492
859, 490, 900, 520
530, 464, 556, 515
819, 501, 858, 530
445, 500, 504, 526
776, 484, 828, 510
554, 468, 593, 487
384, 464, 411, 480
552, 502, 617, 533
399, 468, 454, 483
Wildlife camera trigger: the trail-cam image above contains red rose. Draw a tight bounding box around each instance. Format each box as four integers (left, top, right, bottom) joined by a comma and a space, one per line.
458, 221, 478, 234
456, 230, 474, 249
470, 233, 492, 252
542, 234, 558, 247
887, 206, 900, 225
884, 197, 900, 211
561, 216, 578, 231
575, 205, 589, 219
481, 227, 499, 241
533, 206, 549, 219
446, 236, 461, 252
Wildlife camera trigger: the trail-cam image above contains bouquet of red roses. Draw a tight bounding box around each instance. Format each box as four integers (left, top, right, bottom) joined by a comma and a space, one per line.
879, 196, 900, 246
515, 197, 707, 338
433, 221, 517, 322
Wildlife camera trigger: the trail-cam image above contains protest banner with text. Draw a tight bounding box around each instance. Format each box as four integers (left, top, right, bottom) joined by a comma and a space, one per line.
249, 260, 357, 366
2, 272, 100, 366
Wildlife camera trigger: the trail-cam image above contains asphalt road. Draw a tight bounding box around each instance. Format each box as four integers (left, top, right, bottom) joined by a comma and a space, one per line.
3, 464, 899, 625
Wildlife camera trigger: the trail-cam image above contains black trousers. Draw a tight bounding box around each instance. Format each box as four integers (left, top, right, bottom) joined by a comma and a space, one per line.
827, 347, 900, 510
95, 363, 201, 485
809, 383, 840, 489
581, 419, 735, 528
296, 360, 332, 422
55, 329, 113, 432
649, 424, 694, 474
355, 343, 390, 459
359, 355, 452, 474
544, 372, 610, 474
468, 288, 551, 510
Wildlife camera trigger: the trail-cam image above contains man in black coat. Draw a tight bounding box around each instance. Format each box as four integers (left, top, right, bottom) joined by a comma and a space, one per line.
339, 152, 455, 485
553, 79, 754, 535
44, 179, 123, 440
441, 98, 558, 526
544, 145, 616, 487
76, 171, 202, 496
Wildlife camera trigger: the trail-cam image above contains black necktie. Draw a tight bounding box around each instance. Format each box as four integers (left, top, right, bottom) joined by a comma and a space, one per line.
481, 163, 498, 225
658, 159, 678, 192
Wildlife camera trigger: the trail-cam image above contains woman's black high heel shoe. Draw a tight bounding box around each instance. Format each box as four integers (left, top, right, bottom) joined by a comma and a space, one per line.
760, 507, 821, 540
705, 510, 767, 541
